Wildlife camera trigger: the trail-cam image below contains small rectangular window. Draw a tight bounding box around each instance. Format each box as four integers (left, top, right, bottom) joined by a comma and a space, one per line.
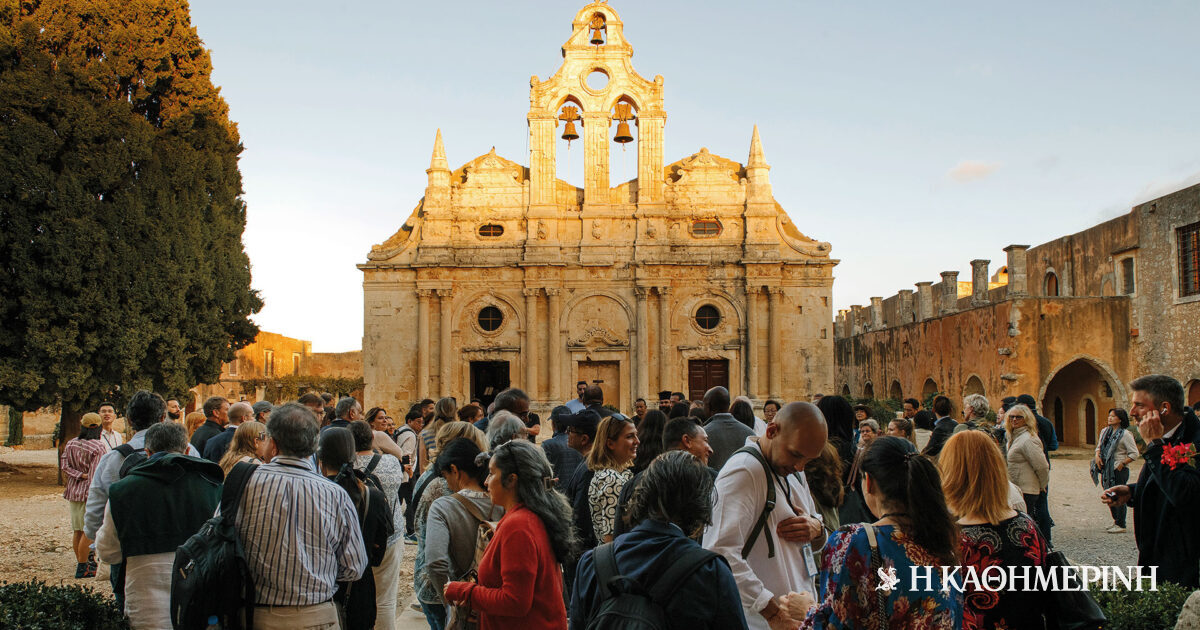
293, 353, 301, 374
1120, 258, 1135, 295
264, 350, 275, 377
228, 359, 238, 376
1180, 222, 1200, 298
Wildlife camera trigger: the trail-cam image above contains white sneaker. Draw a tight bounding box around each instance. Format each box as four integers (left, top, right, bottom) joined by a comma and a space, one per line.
1107, 525, 1127, 533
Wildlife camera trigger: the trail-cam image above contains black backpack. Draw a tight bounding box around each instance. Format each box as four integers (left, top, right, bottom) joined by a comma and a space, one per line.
584, 541, 719, 630
114, 443, 149, 479
170, 461, 258, 630
362, 453, 386, 495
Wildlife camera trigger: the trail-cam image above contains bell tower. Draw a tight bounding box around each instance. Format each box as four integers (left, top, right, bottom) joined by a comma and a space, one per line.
527, 2, 665, 217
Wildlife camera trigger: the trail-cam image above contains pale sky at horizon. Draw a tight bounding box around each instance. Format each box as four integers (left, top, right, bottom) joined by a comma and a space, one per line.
189, 0, 1200, 352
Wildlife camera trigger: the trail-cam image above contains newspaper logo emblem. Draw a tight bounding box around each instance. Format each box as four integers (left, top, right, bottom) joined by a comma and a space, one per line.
876, 567, 900, 593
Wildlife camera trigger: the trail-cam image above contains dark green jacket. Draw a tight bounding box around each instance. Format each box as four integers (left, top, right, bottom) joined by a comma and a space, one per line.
108, 453, 223, 558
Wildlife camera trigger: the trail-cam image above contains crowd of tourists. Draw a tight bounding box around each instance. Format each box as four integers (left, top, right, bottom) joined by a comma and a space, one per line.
58, 372, 1200, 629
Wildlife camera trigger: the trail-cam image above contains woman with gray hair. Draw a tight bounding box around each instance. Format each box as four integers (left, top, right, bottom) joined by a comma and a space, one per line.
444, 440, 577, 627
959, 393, 990, 433
485, 410, 526, 451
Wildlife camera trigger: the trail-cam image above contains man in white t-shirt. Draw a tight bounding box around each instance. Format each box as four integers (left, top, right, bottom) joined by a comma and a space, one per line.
703, 402, 828, 630
98, 402, 124, 451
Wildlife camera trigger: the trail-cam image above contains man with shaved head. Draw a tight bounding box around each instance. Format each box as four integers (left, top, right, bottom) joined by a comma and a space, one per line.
702, 386, 754, 471
703, 402, 828, 630
202, 401, 254, 463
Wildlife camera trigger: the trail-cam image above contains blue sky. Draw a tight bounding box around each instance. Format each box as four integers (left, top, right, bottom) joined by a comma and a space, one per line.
189, 0, 1200, 352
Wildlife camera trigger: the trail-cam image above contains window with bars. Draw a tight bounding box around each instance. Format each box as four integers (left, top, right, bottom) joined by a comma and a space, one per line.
695, 304, 721, 330
478, 306, 504, 331
1180, 221, 1200, 298
691, 220, 721, 237
478, 224, 504, 238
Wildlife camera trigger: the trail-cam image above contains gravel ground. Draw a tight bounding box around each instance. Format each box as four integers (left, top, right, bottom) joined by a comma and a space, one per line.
0, 445, 1139, 626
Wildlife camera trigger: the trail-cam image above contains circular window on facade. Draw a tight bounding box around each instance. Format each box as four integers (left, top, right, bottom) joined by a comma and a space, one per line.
695, 304, 721, 330
478, 306, 504, 332
478, 224, 504, 238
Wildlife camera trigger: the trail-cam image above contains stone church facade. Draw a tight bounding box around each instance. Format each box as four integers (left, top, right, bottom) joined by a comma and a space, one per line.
360, 2, 836, 413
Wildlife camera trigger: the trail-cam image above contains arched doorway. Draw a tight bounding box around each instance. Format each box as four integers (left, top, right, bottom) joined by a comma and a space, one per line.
1039, 357, 1123, 446
841, 384, 851, 397
863, 382, 875, 399
1188, 380, 1200, 407
1045, 272, 1059, 297
963, 375, 985, 398
889, 380, 903, 401
922, 378, 938, 401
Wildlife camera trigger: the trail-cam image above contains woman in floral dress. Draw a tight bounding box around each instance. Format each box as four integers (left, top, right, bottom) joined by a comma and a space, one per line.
941, 430, 1049, 629
803, 436, 962, 629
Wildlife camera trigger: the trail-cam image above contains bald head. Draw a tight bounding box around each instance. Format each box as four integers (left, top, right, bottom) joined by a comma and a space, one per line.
762, 401, 828, 475
703, 386, 730, 415
228, 402, 254, 426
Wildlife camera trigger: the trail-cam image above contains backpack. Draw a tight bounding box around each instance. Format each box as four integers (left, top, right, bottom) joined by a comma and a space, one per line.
584, 541, 719, 630
170, 461, 258, 630
362, 453, 386, 496
114, 443, 148, 479
445, 494, 499, 630
733, 445, 801, 559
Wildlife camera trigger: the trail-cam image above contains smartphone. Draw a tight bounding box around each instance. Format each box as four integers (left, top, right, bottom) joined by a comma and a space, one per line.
402, 455, 411, 466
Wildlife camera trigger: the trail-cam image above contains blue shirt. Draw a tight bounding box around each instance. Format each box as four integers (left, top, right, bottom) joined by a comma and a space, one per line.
570, 519, 748, 630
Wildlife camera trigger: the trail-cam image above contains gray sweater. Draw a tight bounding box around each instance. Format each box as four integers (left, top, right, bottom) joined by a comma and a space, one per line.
423, 489, 503, 605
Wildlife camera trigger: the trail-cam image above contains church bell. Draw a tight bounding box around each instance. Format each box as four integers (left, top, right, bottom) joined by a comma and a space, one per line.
562, 121, 579, 142
613, 121, 634, 144
590, 27, 605, 45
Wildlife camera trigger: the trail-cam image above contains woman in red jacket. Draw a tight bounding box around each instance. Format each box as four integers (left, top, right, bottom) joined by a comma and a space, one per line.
444, 439, 578, 629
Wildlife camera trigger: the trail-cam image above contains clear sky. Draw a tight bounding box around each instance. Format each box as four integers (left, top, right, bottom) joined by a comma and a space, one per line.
189, 0, 1200, 352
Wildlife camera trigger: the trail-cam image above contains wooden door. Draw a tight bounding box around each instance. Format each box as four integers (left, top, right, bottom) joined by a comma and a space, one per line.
578, 361, 621, 408
1085, 399, 1097, 445
688, 359, 729, 402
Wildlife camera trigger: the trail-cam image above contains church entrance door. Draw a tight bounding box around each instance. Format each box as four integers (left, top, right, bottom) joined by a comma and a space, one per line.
470, 361, 510, 410
578, 361, 621, 409
688, 359, 729, 402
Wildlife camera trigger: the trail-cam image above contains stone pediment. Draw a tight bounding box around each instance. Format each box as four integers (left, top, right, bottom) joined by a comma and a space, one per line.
453, 148, 528, 189
567, 324, 628, 348
665, 148, 743, 187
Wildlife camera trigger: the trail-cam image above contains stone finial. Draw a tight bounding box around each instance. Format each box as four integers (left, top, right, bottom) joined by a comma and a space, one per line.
426, 129, 450, 190
1003, 244, 1030, 296
748, 125, 769, 170
939, 271, 959, 315
971, 259, 990, 306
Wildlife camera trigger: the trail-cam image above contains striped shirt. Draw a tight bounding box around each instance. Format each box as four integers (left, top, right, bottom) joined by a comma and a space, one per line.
60, 438, 107, 502
235, 456, 368, 606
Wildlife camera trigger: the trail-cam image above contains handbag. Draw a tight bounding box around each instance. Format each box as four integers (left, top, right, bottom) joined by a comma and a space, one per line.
1043, 547, 1106, 630
862, 525, 889, 630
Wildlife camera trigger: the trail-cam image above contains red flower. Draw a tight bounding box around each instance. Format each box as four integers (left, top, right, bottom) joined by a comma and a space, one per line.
1161, 443, 1197, 471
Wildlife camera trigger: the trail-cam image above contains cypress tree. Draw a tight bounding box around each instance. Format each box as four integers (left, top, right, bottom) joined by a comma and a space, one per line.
0, 1, 261, 453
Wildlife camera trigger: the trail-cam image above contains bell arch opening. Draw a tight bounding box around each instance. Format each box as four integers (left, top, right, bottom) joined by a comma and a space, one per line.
555, 99, 586, 189
610, 97, 638, 185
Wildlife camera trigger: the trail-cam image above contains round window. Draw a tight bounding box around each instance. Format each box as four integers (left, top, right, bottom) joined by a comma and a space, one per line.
695, 305, 721, 330
478, 306, 504, 332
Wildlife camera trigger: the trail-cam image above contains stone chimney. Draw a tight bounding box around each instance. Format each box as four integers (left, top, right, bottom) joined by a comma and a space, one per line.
851, 305, 863, 335
870, 297, 884, 329
1003, 245, 1030, 296
971, 259, 991, 306
939, 271, 959, 315
898, 289, 914, 324
915, 282, 934, 321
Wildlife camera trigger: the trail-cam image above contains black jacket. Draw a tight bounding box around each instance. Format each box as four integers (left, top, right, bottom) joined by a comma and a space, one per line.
922, 417, 957, 458
188, 419, 224, 455
1129, 409, 1200, 587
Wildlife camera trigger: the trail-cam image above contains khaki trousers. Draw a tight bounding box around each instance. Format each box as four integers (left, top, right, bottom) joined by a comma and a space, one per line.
253, 601, 339, 630
372, 540, 404, 630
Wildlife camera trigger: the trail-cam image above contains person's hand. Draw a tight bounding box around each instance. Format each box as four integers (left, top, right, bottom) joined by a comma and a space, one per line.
777, 515, 820, 544
527, 423, 541, 437
782, 591, 816, 619
1101, 485, 1131, 507
403, 464, 413, 476
80, 473, 88, 481
1094, 455, 1103, 469
1115, 461, 1125, 472
760, 596, 798, 630
1139, 408, 1165, 442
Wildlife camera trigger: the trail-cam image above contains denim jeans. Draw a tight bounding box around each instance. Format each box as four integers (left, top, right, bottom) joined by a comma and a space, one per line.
1035, 489, 1054, 545
421, 601, 446, 630
1108, 467, 1131, 527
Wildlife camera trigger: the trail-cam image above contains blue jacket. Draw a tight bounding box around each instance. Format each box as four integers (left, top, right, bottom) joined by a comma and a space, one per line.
569, 519, 748, 630
202, 425, 237, 463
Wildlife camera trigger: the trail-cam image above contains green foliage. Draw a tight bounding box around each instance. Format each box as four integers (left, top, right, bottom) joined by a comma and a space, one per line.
1092, 581, 1191, 630
0, 580, 127, 629
0, 1, 261, 423
240, 375, 366, 404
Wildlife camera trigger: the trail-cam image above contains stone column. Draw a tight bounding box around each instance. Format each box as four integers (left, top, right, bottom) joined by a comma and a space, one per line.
523, 288, 540, 398
635, 287, 650, 404
767, 287, 783, 400
437, 288, 453, 398
1003, 245, 1030, 296
897, 290, 914, 324
915, 282, 934, 321
546, 288, 562, 402
745, 285, 760, 399
971, 260, 990, 307
940, 271, 960, 315
870, 296, 884, 329
582, 112, 611, 205
657, 286, 671, 393
416, 289, 432, 398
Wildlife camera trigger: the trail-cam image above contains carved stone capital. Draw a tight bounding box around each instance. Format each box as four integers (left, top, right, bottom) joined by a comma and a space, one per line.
416, 288, 434, 299
656, 286, 670, 296
634, 286, 651, 299
522, 287, 541, 298
544, 287, 562, 297
435, 288, 453, 298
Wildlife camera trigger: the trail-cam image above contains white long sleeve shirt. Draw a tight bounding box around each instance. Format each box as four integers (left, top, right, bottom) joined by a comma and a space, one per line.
703, 438, 824, 630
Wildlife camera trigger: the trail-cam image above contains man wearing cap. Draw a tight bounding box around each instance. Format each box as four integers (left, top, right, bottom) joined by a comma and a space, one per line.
252, 400, 273, 423
542, 406, 581, 493
657, 390, 673, 414
202, 401, 254, 463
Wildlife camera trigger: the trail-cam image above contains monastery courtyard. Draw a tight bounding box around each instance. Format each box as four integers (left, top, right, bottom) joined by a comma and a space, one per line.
0, 445, 1139, 628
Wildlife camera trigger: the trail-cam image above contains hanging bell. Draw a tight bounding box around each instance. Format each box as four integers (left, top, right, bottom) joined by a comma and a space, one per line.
590, 27, 605, 45
613, 121, 633, 144
562, 121, 579, 142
